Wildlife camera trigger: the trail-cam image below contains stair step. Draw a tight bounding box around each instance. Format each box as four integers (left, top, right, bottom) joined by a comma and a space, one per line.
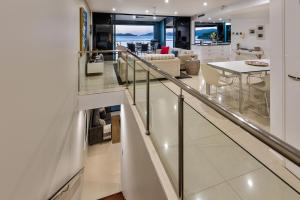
99, 192, 125, 200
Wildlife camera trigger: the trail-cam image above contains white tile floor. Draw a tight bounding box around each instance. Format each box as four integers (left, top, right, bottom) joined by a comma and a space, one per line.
79, 61, 300, 199
79, 60, 123, 95
81, 142, 121, 200
133, 81, 300, 200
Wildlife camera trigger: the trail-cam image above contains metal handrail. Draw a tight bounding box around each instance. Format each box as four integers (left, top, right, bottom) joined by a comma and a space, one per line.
78, 49, 300, 165
48, 168, 84, 200
126, 50, 300, 167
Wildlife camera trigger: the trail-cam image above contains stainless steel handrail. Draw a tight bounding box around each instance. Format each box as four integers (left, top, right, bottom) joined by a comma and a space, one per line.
126, 50, 300, 167
48, 168, 84, 200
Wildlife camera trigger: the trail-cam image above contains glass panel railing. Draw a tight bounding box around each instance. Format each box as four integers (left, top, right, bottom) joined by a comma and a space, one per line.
183, 101, 300, 200
78, 51, 125, 95
123, 51, 300, 200
134, 61, 147, 125
148, 73, 180, 193
127, 55, 135, 98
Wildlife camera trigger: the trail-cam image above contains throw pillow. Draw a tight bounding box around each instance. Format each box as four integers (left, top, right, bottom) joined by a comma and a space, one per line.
160, 46, 170, 54
171, 49, 179, 57
99, 119, 106, 126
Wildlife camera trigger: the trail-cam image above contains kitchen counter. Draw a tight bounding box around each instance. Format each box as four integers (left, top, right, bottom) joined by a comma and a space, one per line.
193, 42, 231, 46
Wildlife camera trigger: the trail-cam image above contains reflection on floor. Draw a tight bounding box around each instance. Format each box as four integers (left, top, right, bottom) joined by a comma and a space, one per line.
180, 67, 270, 131
79, 60, 123, 95
133, 80, 300, 200
81, 142, 121, 200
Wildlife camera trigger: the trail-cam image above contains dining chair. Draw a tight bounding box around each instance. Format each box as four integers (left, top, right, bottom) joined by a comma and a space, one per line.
127, 43, 136, 53
248, 74, 270, 116
141, 43, 149, 54
201, 64, 234, 97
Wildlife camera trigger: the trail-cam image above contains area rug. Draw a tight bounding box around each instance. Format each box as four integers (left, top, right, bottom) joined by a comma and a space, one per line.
113, 63, 192, 85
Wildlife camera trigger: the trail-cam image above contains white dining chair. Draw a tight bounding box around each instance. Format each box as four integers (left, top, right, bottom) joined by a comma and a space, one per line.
201, 64, 234, 97
249, 74, 270, 116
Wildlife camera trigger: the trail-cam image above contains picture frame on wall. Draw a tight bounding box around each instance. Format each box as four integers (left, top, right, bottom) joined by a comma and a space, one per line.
257, 33, 265, 40
80, 7, 88, 53
256, 25, 265, 40
257, 25, 264, 31
249, 28, 256, 35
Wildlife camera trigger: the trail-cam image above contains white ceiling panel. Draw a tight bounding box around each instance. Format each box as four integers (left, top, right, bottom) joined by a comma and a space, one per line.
87, 0, 245, 16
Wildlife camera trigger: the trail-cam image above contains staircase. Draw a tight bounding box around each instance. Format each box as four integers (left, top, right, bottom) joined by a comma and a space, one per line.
99, 192, 125, 200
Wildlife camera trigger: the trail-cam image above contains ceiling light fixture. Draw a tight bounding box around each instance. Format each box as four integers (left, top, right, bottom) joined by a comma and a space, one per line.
208, 17, 212, 20
165, 0, 169, 3
219, 18, 223, 21
153, 16, 157, 20
203, 2, 208, 6
133, 15, 136, 19
145, 10, 149, 13
112, 8, 116, 12
174, 11, 178, 15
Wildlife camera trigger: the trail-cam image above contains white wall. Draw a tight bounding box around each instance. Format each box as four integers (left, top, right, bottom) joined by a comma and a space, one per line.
231, 17, 270, 58
270, 0, 285, 140
121, 94, 168, 200
0, 0, 89, 199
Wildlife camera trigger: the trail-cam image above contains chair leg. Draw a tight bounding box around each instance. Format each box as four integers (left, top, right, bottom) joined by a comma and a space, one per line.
265, 92, 270, 116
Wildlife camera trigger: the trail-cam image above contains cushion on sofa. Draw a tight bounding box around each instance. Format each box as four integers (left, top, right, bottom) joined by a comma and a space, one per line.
144, 54, 175, 61
160, 46, 170, 54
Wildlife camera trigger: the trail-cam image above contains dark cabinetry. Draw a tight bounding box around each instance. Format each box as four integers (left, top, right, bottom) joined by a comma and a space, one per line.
174, 17, 191, 50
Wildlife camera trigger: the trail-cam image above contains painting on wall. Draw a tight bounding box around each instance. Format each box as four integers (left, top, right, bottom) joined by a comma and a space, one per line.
80, 7, 88, 52
249, 28, 256, 35
256, 25, 265, 40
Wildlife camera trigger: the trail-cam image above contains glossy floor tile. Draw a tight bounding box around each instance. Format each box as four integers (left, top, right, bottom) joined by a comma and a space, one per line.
81, 142, 121, 200
79, 61, 123, 95
229, 168, 300, 200
133, 81, 300, 200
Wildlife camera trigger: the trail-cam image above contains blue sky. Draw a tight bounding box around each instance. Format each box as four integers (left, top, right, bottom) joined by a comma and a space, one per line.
116, 25, 154, 35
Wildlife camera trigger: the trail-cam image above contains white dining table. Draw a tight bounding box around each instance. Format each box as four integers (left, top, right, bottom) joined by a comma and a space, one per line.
208, 59, 270, 113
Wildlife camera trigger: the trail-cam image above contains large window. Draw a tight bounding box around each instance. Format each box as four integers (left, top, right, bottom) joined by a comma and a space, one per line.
194, 22, 231, 44
116, 25, 154, 46
166, 27, 174, 48
195, 26, 218, 43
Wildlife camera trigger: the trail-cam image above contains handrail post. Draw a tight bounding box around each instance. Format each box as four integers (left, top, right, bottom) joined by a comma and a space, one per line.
146, 70, 150, 135
125, 52, 129, 88
133, 60, 136, 105
178, 89, 184, 200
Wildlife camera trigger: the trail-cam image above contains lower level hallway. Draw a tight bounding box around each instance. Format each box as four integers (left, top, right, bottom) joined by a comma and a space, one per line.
81, 142, 121, 200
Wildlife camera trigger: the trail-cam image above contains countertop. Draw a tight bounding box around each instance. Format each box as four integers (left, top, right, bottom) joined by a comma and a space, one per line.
192, 43, 231, 46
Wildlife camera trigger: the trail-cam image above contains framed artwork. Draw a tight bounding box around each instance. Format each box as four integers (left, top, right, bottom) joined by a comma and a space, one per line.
257, 25, 264, 31
249, 28, 255, 35
80, 7, 88, 52
256, 25, 265, 40
257, 33, 265, 40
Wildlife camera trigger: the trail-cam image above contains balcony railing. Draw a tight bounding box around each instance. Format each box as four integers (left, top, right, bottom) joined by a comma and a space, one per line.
78, 49, 300, 199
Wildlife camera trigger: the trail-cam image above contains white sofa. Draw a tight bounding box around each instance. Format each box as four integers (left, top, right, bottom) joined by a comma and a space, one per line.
118, 54, 180, 81
156, 48, 198, 69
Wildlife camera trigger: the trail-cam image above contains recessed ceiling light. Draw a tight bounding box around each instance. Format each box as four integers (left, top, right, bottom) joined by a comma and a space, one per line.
219, 18, 223, 21
133, 15, 136, 19
174, 11, 178, 15
203, 2, 208, 6
112, 8, 116, 12
145, 10, 149, 13
165, 0, 169, 3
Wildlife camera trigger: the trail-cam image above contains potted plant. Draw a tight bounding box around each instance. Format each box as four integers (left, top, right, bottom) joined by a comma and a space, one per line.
210, 32, 218, 43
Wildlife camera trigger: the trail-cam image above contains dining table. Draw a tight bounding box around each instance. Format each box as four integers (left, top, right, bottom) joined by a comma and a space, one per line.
208, 59, 270, 113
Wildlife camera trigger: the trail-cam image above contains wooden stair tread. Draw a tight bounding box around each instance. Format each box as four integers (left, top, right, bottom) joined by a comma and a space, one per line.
99, 192, 125, 200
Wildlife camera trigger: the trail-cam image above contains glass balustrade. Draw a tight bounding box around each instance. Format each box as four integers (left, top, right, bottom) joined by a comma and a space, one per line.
78, 49, 300, 200
78, 51, 125, 94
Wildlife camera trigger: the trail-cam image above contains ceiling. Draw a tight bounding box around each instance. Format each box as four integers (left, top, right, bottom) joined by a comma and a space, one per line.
87, 0, 244, 16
